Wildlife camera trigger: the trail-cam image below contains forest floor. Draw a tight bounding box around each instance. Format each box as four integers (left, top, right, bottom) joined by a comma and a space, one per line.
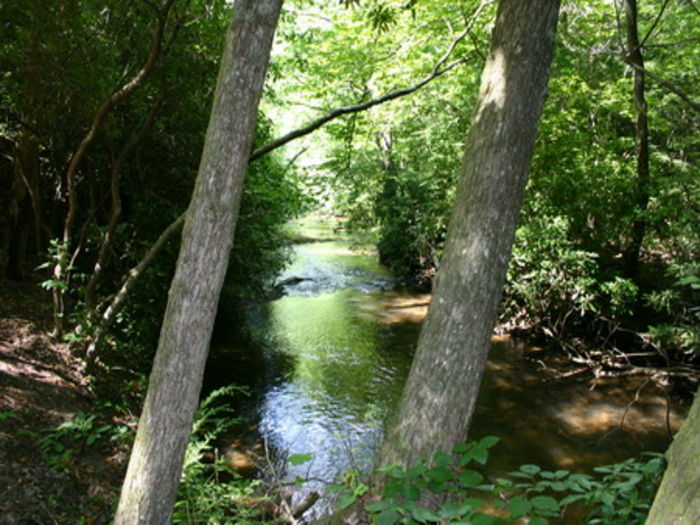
0, 279, 122, 525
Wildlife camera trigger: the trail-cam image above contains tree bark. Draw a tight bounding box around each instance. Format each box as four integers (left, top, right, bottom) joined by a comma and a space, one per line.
622, 0, 650, 279
113, 1, 282, 523
646, 388, 700, 524
379, 0, 560, 470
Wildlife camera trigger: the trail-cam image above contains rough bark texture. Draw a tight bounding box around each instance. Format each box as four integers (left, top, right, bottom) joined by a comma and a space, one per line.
623, 0, 650, 279
380, 0, 560, 469
646, 389, 700, 524
114, 1, 282, 523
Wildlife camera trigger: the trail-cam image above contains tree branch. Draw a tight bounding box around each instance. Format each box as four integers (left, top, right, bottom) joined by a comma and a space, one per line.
251, 4, 489, 162
53, 0, 176, 337
627, 62, 700, 114
638, 0, 671, 50
85, 212, 185, 366
251, 57, 472, 162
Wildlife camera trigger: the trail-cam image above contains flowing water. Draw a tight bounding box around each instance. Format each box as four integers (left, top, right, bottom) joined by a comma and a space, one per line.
204, 220, 687, 519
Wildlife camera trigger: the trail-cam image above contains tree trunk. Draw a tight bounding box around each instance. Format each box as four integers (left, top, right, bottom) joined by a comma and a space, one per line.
379, 0, 560, 470
84, 99, 161, 310
51, 0, 174, 337
113, 1, 282, 523
85, 213, 185, 368
623, 0, 650, 279
645, 388, 700, 524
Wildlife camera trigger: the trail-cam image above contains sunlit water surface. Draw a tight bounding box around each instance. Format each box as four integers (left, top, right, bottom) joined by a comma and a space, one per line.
204, 227, 687, 520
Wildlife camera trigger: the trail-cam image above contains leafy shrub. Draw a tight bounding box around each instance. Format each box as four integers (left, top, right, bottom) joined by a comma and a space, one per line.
646, 262, 700, 359
502, 216, 638, 339
173, 386, 268, 525
38, 411, 120, 471
341, 437, 665, 525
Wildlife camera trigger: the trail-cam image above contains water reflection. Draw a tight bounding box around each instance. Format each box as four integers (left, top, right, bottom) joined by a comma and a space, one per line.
205, 232, 688, 519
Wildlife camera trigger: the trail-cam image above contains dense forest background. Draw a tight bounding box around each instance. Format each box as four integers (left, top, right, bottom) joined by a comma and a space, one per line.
0, 0, 698, 522
2, 0, 698, 366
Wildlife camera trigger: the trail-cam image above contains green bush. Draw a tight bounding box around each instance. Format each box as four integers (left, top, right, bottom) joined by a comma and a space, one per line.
502, 216, 638, 339
646, 262, 700, 359
339, 437, 666, 525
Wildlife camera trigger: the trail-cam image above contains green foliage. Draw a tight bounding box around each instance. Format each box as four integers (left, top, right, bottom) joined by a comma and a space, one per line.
37, 239, 70, 293
174, 385, 267, 525
356, 438, 665, 525
268, 0, 700, 361
646, 262, 700, 358
502, 216, 638, 338
38, 412, 113, 471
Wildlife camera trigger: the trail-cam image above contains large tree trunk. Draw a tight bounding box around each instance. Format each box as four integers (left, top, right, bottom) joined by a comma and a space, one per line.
113, 1, 282, 523
379, 0, 560, 469
646, 388, 700, 524
623, 0, 650, 279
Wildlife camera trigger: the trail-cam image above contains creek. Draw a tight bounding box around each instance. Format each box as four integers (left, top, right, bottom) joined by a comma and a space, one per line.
204, 219, 686, 520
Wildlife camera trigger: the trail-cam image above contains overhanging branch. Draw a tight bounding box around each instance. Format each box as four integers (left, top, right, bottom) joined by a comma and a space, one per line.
250, 1, 492, 162
250, 56, 472, 161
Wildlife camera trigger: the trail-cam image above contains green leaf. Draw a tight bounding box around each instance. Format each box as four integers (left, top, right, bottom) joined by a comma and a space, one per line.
427, 466, 453, 483
472, 446, 489, 465
412, 507, 441, 523
453, 442, 470, 454
337, 491, 356, 509
366, 499, 393, 512
508, 496, 532, 518
380, 465, 406, 479
288, 453, 313, 466
401, 482, 421, 501
550, 481, 568, 492
520, 464, 541, 475
433, 451, 453, 468
406, 462, 427, 478
601, 492, 615, 507
531, 495, 559, 514
479, 436, 500, 449
560, 494, 584, 506
458, 470, 484, 488
375, 510, 400, 525
439, 500, 474, 519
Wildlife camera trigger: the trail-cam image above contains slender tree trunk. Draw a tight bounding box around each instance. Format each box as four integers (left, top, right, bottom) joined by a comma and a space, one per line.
84, 213, 185, 367
114, 1, 282, 522
84, 100, 162, 310
623, 0, 650, 279
51, 0, 175, 337
379, 0, 560, 470
646, 388, 700, 524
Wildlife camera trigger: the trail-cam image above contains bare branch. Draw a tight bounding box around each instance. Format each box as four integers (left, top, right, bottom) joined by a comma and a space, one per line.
639, 0, 671, 50
84, 97, 164, 309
